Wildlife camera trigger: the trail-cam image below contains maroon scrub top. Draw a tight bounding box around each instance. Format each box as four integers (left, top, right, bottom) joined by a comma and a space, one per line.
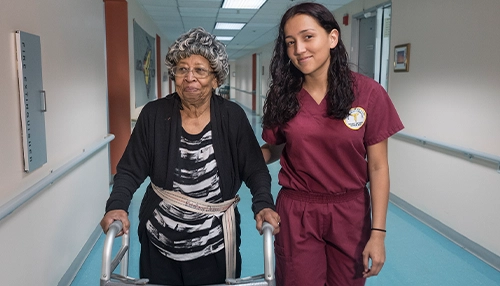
262, 72, 404, 195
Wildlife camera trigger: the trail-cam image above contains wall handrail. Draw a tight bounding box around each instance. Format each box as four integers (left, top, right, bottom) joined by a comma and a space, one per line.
392, 131, 500, 173
231, 87, 255, 95
0, 134, 115, 222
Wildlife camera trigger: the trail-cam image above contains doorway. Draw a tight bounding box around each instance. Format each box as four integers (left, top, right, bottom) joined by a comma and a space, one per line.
352, 4, 392, 90
358, 15, 377, 79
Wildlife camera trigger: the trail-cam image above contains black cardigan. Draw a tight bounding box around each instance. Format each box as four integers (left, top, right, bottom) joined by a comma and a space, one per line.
105, 92, 275, 239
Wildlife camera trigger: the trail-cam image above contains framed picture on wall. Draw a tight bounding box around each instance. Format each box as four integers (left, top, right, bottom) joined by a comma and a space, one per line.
394, 43, 410, 72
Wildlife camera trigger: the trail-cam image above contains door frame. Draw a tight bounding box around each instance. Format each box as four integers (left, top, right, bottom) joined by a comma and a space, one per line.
351, 2, 392, 90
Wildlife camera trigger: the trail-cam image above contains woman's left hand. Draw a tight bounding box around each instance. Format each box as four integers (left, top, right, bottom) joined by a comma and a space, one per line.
255, 208, 281, 235
362, 231, 386, 278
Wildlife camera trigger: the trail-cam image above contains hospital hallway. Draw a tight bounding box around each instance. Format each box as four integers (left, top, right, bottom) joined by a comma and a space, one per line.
71, 103, 500, 286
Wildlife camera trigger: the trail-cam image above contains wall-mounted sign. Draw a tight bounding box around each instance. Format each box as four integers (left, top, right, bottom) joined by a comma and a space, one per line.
15, 31, 47, 172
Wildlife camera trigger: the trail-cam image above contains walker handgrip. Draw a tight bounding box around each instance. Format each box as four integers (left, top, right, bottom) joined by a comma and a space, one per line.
101, 221, 131, 286
261, 222, 275, 285
226, 222, 276, 285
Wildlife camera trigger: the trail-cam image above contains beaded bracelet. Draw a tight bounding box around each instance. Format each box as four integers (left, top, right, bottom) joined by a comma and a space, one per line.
371, 228, 387, 233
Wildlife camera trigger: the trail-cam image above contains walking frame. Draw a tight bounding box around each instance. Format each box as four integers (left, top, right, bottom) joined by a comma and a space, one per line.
100, 221, 276, 286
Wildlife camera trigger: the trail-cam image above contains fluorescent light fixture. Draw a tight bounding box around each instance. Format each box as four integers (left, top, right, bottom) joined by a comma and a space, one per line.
216, 36, 234, 41
222, 0, 267, 9
215, 22, 245, 30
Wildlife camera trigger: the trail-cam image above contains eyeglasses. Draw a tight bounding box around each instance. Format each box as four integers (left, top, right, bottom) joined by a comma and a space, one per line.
172, 66, 214, 79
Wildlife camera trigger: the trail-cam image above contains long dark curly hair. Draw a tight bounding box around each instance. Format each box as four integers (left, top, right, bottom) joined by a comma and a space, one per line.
262, 2, 355, 128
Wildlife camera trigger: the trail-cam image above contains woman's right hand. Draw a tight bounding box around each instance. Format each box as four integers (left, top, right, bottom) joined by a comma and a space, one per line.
260, 143, 285, 164
100, 209, 130, 237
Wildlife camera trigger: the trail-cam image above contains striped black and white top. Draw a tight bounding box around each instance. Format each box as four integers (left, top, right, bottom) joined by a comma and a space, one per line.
146, 123, 224, 261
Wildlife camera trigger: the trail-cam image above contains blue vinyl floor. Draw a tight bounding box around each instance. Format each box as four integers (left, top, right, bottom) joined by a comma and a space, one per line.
71, 105, 500, 286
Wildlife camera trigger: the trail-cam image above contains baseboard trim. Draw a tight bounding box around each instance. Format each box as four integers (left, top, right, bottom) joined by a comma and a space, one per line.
58, 224, 103, 286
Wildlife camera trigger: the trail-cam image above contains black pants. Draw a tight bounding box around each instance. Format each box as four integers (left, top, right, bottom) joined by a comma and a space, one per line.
139, 236, 242, 285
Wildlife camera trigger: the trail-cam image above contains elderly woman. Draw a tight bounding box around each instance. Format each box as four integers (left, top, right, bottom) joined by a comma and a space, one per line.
100, 27, 280, 285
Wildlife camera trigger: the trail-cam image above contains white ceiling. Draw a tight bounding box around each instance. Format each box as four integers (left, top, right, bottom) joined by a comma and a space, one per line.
137, 0, 353, 60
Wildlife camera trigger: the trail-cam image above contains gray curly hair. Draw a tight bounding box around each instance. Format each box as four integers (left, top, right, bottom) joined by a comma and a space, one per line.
165, 27, 229, 87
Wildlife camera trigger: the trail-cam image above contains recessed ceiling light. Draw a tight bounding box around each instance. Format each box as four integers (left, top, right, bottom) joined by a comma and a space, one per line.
222, 0, 267, 9
215, 22, 246, 30
216, 36, 234, 41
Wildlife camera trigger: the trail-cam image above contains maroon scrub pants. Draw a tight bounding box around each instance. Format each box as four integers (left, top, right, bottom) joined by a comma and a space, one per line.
274, 188, 371, 286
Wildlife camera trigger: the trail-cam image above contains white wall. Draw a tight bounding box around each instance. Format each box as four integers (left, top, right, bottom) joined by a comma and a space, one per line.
257, 43, 274, 115
233, 55, 254, 110
236, 0, 500, 265
387, 0, 500, 260
0, 0, 110, 285
230, 43, 275, 114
